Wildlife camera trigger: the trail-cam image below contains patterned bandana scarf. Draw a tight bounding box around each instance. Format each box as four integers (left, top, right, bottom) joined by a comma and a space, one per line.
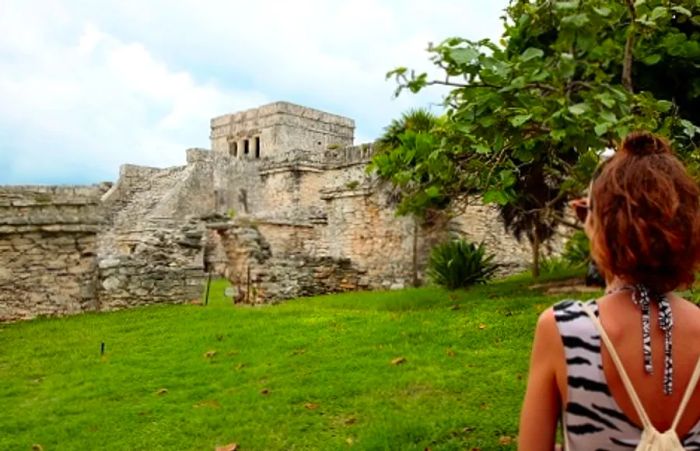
606, 284, 674, 395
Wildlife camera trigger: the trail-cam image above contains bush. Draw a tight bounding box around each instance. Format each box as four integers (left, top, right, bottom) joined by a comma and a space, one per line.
540, 255, 576, 275
561, 231, 590, 268
427, 240, 498, 290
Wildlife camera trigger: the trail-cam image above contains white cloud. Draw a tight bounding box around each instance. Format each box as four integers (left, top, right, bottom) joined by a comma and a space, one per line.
0, 0, 509, 184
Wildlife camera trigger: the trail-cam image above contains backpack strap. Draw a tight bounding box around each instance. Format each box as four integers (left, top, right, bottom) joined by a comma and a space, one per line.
671, 356, 700, 430
582, 303, 654, 429
583, 302, 700, 434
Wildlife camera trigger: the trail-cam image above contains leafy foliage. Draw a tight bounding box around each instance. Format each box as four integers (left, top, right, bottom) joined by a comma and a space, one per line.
539, 255, 577, 275
375, 108, 440, 151
372, 0, 700, 275
562, 230, 591, 268
427, 239, 499, 289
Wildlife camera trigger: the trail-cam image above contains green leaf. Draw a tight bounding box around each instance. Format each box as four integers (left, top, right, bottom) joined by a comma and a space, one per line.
474, 144, 491, 154
499, 170, 516, 188
650, 6, 668, 22
593, 6, 611, 17
513, 147, 534, 162
596, 93, 616, 108
426, 186, 441, 198
483, 190, 509, 205
562, 13, 590, 28
641, 54, 662, 65
450, 47, 479, 65
656, 100, 673, 113
671, 6, 692, 17
521, 47, 544, 62
568, 103, 589, 115
510, 114, 533, 127
559, 53, 576, 78
600, 111, 618, 123
594, 123, 609, 136
551, 129, 567, 141
681, 119, 700, 138
554, 0, 579, 11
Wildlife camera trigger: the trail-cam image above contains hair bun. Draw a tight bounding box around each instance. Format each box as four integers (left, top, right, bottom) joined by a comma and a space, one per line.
622, 131, 668, 156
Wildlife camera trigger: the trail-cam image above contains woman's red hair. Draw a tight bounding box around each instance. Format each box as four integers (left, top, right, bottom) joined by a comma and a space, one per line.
589, 131, 700, 293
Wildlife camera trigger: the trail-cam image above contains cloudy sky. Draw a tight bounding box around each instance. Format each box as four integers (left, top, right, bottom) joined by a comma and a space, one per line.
0, 1, 509, 185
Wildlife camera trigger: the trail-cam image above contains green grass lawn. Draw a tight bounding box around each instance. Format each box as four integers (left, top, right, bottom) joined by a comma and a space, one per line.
0, 271, 590, 450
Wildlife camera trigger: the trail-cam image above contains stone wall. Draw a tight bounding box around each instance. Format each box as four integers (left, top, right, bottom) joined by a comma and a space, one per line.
0, 186, 104, 321
207, 217, 367, 303
98, 218, 206, 310
98, 160, 211, 310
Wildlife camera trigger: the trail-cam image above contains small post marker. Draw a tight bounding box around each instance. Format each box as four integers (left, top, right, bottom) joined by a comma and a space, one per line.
101, 342, 105, 356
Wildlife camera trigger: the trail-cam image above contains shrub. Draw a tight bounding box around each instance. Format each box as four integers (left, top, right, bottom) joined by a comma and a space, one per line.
562, 231, 590, 268
540, 255, 576, 275
427, 240, 498, 290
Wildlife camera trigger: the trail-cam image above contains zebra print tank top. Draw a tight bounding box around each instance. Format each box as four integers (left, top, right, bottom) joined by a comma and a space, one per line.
553, 300, 700, 450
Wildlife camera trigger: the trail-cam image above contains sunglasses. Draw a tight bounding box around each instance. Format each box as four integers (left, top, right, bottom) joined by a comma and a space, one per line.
570, 198, 590, 222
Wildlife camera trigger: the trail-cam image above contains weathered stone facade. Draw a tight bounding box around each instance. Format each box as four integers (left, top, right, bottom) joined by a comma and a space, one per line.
0, 186, 104, 320
0, 101, 537, 320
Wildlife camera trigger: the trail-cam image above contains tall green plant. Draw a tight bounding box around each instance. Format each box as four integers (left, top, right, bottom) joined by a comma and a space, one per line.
372, 0, 700, 277
427, 240, 498, 290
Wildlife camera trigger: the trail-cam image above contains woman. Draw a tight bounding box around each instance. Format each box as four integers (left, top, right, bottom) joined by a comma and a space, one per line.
518, 132, 700, 450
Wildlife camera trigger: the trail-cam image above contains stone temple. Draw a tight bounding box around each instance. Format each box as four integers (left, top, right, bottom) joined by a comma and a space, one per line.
0, 101, 533, 321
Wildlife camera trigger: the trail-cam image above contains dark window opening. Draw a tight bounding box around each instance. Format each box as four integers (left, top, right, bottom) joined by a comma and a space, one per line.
317, 141, 322, 145
255, 136, 261, 158
244, 139, 250, 155
229, 141, 238, 157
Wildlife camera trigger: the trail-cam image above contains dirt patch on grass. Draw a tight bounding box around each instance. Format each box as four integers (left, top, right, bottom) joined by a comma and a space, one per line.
530, 278, 602, 295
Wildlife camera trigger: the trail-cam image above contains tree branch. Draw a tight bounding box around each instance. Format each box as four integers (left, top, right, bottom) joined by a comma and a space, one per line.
622, 0, 636, 92
423, 80, 499, 89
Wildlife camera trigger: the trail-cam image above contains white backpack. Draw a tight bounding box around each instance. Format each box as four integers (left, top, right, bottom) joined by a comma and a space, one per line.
582, 304, 700, 451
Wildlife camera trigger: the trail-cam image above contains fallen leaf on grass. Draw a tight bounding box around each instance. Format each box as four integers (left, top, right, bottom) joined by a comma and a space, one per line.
344, 417, 357, 425
499, 436, 514, 446
215, 443, 238, 451
304, 402, 319, 410
194, 399, 221, 409
346, 437, 354, 445
260, 388, 270, 395
204, 350, 217, 358
391, 357, 407, 365
32, 445, 43, 451
156, 388, 168, 396
478, 323, 487, 330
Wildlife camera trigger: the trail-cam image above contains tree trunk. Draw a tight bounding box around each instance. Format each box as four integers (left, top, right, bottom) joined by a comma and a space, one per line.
532, 231, 541, 278
412, 216, 420, 287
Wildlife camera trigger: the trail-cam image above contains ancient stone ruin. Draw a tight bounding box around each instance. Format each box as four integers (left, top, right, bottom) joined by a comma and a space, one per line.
0, 101, 533, 321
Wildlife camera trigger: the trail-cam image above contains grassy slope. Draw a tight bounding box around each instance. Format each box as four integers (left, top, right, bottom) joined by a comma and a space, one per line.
0, 272, 589, 450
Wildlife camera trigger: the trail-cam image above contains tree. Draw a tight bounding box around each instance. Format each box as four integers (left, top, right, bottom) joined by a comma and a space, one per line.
371, 0, 700, 276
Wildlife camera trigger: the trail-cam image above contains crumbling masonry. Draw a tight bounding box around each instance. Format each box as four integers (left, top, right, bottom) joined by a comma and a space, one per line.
0, 102, 534, 321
